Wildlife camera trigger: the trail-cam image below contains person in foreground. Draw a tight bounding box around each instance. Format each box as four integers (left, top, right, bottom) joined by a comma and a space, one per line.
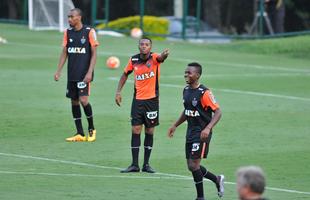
236, 166, 267, 200
115, 37, 169, 173
54, 8, 99, 142
167, 62, 224, 200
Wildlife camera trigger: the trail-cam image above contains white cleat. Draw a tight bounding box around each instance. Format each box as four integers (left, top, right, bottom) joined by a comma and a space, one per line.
217, 174, 225, 198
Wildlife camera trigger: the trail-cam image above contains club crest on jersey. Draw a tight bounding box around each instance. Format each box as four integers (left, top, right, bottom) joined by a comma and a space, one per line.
69, 38, 73, 42
81, 37, 86, 44
185, 109, 200, 117
192, 98, 198, 107
192, 143, 200, 152
146, 111, 158, 119
136, 71, 155, 81
146, 62, 151, 68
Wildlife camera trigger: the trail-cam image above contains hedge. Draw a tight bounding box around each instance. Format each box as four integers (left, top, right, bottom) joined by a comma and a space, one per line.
96, 15, 169, 40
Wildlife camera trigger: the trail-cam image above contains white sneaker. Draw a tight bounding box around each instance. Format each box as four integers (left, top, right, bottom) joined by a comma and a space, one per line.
217, 175, 225, 197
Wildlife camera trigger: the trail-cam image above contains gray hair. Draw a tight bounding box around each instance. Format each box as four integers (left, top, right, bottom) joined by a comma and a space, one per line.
236, 166, 266, 194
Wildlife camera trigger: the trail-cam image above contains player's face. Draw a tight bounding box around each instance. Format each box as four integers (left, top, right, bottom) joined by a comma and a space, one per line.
184, 66, 200, 84
68, 11, 81, 27
138, 39, 152, 55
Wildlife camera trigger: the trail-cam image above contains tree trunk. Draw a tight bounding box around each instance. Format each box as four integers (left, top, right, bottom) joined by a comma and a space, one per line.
202, 0, 221, 29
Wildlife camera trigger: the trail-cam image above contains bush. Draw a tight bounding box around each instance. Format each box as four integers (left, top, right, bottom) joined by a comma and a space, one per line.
96, 15, 169, 40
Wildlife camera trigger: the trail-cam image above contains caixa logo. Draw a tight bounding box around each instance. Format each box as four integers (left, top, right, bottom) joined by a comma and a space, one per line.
146, 111, 158, 119
68, 47, 86, 54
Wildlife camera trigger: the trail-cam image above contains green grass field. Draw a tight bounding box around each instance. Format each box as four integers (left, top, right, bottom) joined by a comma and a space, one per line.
0, 23, 309, 200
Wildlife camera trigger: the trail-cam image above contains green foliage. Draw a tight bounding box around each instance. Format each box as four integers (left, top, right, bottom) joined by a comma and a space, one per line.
207, 35, 310, 60
96, 15, 169, 40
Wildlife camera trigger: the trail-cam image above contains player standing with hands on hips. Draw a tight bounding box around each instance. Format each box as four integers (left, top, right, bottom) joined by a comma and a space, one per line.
54, 8, 99, 142
115, 37, 169, 173
167, 62, 224, 200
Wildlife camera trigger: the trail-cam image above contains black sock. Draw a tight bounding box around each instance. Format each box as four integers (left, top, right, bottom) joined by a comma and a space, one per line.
72, 105, 84, 135
201, 165, 218, 186
82, 103, 94, 130
200, 165, 208, 176
143, 133, 153, 166
131, 133, 140, 166
192, 169, 204, 198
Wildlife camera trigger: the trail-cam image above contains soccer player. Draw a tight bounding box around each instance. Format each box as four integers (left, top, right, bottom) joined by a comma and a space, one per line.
54, 8, 99, 142
115, 37, 169, 173
167, 62, 224, 200
236, 166, 267, 200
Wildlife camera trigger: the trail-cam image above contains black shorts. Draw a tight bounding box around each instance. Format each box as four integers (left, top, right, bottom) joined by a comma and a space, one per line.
66, 81, 90, 99
185, 133, 212, 160
131, 97, 159, 128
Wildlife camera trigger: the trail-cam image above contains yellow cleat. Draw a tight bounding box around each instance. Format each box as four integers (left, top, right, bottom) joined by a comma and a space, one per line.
87, 129, 96, 142
65, 134, 87, 142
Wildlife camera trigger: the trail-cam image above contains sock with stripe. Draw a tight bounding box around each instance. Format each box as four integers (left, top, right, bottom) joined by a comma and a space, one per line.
192, 168, 204, 198
200, 165, 219, 187
143, 133, 153, 166
82, 103, 94, 130
72, 105, 84, 136
131, 133, 141, 166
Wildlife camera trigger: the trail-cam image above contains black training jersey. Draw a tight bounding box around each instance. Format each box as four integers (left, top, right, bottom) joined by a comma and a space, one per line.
183, 84, 219, 143
63, 25, 99, 81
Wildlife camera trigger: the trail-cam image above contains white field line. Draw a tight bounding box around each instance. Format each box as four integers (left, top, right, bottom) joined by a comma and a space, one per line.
107, 77, 310, 102
0, 152, 310, 195
6, 42, 310, 73
161, 73, 310, 78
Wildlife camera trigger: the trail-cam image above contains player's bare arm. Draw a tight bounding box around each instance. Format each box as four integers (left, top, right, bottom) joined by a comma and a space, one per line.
168, 111, 186, 138
201, 108, 222, 141
83, 46, 97, 83
54, 47, 67, 81
115, 72, 129, 106
157, 49, 169, 62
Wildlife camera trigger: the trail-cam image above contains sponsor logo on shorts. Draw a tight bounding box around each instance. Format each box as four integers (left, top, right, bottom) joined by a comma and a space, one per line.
192, 143, 200, 152
77, 82, 87, 89
146, 111, 158, 119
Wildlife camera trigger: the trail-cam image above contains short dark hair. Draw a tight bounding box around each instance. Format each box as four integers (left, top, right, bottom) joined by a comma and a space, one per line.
71, 8, 82, 17
139, 36, 152, 44
188, 62, 202, 75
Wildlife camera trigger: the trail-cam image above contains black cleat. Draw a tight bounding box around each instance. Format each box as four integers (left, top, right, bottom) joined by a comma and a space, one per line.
120, 165, 140, 173
142, 164, 156, 173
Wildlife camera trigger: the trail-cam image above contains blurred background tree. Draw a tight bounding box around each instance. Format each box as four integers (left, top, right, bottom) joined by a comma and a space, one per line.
0, 0, 309, 34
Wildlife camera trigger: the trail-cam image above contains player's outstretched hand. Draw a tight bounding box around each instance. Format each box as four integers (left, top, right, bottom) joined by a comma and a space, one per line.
161, 48, 169, 57
115, 93, 122, 107
54, 71, 61, 81
167, 125, 176, 138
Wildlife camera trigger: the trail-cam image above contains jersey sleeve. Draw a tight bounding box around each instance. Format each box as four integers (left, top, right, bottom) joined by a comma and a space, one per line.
152, 53, 160, 64
88, 28, 99, 47
124, 58, 133, 75
62, 30, 68, 47
201, 90, 219, 111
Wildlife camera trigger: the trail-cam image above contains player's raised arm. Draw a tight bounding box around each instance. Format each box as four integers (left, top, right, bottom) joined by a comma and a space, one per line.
157, 48, 169, 63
